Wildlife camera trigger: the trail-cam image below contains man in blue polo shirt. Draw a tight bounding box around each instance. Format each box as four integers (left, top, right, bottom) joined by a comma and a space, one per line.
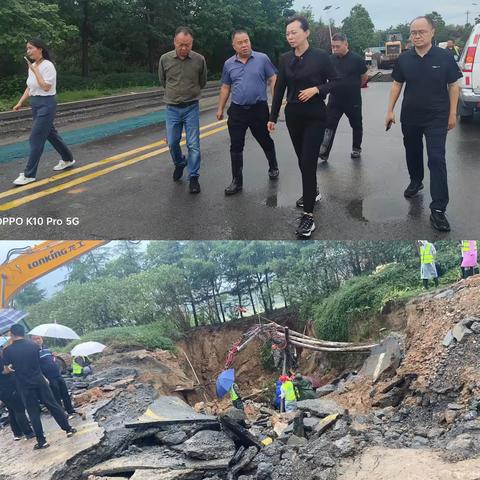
216, 30, 278, 195
385, 16, 462, 232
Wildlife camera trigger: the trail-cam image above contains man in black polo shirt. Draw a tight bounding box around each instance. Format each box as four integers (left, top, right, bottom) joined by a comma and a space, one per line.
319, 33, 368, 161
386, 16, 462, 232
2, 324, 76, 449
31, 335, 76, 417
0, 345, 35, 440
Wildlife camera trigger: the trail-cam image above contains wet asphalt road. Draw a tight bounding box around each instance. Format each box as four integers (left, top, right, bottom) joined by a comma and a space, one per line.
0, 82, 479, 240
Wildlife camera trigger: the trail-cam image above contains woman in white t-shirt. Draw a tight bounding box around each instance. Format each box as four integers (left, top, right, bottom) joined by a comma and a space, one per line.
12, 38, 75, 186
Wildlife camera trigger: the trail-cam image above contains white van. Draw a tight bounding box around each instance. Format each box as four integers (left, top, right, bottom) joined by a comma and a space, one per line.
458, 24, 480, 120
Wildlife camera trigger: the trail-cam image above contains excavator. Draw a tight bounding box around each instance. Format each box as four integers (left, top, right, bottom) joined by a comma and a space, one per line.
0, 240, 108, 310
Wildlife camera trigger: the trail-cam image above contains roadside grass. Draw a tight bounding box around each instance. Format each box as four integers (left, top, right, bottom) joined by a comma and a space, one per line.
59, 322, 176, 354
0, 86, 159, 112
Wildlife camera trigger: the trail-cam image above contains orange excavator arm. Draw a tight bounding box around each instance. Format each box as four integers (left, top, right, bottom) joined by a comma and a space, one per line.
1, 240, 108, 308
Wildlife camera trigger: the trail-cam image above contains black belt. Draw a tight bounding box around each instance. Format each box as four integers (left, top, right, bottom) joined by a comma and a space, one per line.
170, 100, 198, 109
232, 101, 267, 110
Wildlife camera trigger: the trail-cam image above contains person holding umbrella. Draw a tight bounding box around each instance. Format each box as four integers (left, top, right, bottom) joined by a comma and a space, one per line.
70, 342, 107, 377
31, 335, 76, 418
2, 324, 76, 449
216, 368, 243, 408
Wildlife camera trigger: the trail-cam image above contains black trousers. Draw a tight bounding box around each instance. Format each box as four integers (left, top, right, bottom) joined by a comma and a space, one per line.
49, 376, 75, 414
285, 101, 326, 213
20, 379, 70, 443
401, 124, 449, 211
324, 97, 363, 155
0, 389, 33, 437
227, 102, 275, 154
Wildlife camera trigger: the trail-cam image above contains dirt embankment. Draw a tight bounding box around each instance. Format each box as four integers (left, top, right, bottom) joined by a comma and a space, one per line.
329, 275, 480, 413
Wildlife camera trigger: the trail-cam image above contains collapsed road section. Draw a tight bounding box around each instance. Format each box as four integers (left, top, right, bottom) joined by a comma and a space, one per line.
1, 277, 480, 480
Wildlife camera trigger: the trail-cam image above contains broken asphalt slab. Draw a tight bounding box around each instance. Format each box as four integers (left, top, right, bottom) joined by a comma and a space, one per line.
0, 403, 105, 480
360, 335, 402, 382
296, 399, 346, 417
84, 446, 231, 476
126, 396, 217, 429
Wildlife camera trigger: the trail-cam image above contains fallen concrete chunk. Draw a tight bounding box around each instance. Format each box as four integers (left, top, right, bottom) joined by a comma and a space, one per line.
442, 330, 454, 347
314, 413, 339, 434
219, 416, 262, 449
452, 323, 473, 343
315, 384, 337, 397
360, 336, 402, 382
85, 447, 231, 476
303, 417, 320, 430
286, 435, 308, 447
126, 396, 217, 428
461, 317, 480, 328
174, 430, 236, 460
434, 289, 455, 300
155, 431, 188, 446
470, 322, 480, 334
296, 399, 345, 417
130, 469, 195, 480
333, 434, 356, 457
273, 421, 289, 437
227, 446, 258, 479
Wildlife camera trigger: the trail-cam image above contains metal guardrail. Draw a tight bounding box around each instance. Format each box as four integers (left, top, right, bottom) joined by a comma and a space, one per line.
0, 81, 222, 138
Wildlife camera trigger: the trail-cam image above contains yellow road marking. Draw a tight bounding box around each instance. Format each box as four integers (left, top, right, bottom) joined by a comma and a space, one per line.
0, 119, 226, 201
0, 125, 228, 211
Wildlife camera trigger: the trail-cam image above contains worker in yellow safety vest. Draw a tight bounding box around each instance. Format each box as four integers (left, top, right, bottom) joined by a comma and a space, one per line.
460, 240, 478, 279
279, 374, 298, 412
72, 355, 93, 377
228, 383, 244, 409
417, 240, 439, 289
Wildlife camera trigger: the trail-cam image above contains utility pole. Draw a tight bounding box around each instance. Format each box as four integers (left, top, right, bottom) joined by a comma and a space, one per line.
466, 10, 470, 25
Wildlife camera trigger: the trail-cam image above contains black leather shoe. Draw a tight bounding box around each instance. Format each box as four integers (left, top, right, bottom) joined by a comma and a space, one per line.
225, 180, 242, 195
189, 177, 201, 193
404, 180, 424, 198
430, 209, 450, 232
173, 165, 185, 181
268, 168, 279, 179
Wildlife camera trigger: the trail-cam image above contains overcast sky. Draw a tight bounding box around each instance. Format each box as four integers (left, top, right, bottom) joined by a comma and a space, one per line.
293, 1, 478, 29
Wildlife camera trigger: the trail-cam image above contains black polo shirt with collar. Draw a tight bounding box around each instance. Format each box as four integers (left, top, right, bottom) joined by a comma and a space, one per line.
392, 46, 463, 127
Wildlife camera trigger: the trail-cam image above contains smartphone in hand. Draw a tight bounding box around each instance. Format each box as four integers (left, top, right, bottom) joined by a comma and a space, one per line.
23, 56, 32, 65
385, 120, 393, 131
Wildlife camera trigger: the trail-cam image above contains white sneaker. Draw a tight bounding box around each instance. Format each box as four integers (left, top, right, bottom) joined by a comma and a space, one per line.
53, 159, 76, 171
13, 173, 36, 186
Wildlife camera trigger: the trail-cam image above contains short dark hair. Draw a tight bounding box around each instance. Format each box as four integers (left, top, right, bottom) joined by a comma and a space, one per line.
410, 16, 435, 29
232, 30, 249, 42
286, 16, 309, 31
175, 26, 193, 38
10, 324, 25, 337
332, 33, 347, 42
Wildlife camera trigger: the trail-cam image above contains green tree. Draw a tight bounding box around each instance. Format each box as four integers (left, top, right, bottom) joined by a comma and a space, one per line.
425, 11, 447, 42
13, 283, 46, 309
341, 4, 375, 54
0, 0, 76, 78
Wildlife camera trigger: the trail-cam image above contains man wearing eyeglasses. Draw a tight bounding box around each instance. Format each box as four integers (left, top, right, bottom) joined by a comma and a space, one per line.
385, 16, 462, 232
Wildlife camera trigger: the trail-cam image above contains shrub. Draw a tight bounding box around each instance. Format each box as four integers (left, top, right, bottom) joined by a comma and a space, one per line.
60, 322, 176, 353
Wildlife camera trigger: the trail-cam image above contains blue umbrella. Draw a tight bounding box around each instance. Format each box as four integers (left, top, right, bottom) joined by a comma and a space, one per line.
216, 368, 235, 398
